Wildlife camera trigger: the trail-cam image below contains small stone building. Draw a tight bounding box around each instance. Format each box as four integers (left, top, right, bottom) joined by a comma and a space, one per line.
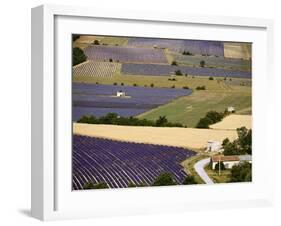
116, 90, 126, 97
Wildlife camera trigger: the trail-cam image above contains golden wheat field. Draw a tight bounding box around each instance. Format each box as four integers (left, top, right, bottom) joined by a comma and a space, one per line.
73, 123, 238, 150
210, 115, 252, 130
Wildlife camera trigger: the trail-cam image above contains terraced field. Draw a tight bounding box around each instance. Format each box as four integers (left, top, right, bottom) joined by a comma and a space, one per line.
73, 61, 120, 77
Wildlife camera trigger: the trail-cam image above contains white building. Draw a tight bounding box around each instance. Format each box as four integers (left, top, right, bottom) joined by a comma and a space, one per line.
116, 90, 126, 97
210, 155, 240, 169
206, 140, 222, 152
227, 106, 235, 113
210, 154, 252, 169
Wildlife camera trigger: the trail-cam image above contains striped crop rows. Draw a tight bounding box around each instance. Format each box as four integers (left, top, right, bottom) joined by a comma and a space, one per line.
73, 61, 119, 77
84, 45, 168, 64
72, 135, 196, 189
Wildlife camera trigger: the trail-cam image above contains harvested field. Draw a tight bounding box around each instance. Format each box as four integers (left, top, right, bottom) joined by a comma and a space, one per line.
224, 42, 252, 60
73, 123, 238, 149
210, 114, 252, 130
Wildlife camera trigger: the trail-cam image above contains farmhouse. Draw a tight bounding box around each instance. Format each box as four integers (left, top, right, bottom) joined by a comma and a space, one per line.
210, 154, 252, 169
206, 140, 222, 152
116, 90, 126, 97
210, 155, 240, 169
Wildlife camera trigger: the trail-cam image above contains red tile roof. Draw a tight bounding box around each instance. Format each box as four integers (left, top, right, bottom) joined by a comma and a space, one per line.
211, 155, 240, 162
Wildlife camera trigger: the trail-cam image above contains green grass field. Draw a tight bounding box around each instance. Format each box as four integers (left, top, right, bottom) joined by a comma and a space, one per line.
137, 89, 251, 127
99, 36, 128, 46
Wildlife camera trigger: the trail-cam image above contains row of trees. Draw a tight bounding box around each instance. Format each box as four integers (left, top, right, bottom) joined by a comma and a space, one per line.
78, 113, 184, 128
196, 110, 226, 128
171, 60, 205, 68
222, 127, 252, 155
83, 172, 197, 189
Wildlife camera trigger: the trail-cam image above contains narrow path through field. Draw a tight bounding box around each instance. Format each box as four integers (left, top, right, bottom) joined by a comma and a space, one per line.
194, 158, 214, 184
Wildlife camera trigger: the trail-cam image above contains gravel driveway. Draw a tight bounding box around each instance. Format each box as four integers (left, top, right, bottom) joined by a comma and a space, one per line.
194, 158, 214, 184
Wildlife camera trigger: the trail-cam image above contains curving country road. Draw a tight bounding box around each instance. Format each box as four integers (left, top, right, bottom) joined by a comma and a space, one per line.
194, 158, 214, 184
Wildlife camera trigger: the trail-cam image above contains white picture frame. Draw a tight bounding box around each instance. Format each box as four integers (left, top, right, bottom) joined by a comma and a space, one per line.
31, 4, 274, 221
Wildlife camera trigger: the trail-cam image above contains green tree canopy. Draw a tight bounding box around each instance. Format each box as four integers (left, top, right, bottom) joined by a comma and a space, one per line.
182, 175, 197, 185
152, 172, 176, 186
72, 47, 87, 66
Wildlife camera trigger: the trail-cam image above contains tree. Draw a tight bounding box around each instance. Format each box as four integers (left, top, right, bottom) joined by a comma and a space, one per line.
183, 175, 197, 185
72, 34, 80, 42
127, 182, 137, 187
83, 181, 109, 189
109, 58, 113, 62
222, 127, 252, 155
150, 83, 154, 88
152, 172, 176, 186
209, 76, 214, 80
93, 40, 100, 45
196, 117, 213, 128
72, 47, 87, 66
175, 70, 183, 76
215, 161, 226, 171
196, 85, 206, 90
230, 162, 252, 182
205, 111, 224, 124
237, 127, 252, 155
171, 61, 178, 66
200, 60, 205, 67
155, 116, 168, 127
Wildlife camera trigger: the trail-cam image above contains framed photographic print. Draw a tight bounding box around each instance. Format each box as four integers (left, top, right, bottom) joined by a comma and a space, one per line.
31, 4, 274, 221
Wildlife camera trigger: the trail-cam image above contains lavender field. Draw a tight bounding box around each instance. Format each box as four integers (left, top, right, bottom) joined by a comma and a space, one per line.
72, 135, 196, 189
121, 63, 252, 78
84, 45, 168, 64
72, 83, 192, 121
128, 38, 224, 56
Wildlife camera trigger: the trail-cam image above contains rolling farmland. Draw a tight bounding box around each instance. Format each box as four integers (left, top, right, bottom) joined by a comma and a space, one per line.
137, 88, 252, 127
73, 135, 196, 189
121, 63, 252, 78
72, 83, 192, 121
72, 35, 252, 189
